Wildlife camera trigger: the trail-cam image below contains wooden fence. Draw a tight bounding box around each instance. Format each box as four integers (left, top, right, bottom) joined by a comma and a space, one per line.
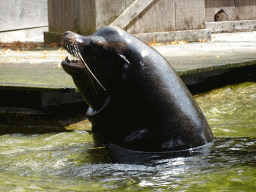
45, 0, 256, 43
47, 0, 206, 36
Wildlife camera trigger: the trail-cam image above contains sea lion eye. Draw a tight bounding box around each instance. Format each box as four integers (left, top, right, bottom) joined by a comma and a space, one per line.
120, 55, 130, 67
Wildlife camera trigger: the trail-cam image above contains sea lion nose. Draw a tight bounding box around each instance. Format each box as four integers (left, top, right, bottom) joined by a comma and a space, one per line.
63, 31, 70, 37
63, 31, 76, 39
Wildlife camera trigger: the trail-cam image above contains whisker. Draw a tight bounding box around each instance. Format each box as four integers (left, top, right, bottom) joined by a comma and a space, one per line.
77, 51, 107, 91
63, 38, 107, 92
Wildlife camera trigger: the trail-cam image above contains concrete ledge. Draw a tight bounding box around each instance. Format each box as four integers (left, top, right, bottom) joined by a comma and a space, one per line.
44, 29, 212, 44
177, 60, 256, 85
180, 69, 230, 86
206, 20, 256, 33
134, 29, 211, 43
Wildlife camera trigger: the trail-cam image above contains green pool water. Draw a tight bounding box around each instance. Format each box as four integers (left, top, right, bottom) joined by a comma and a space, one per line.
1, 82, 256, 191
195, 82, 256, 138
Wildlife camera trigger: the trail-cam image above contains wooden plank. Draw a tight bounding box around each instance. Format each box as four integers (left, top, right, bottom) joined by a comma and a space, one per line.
96, 0, 126, 29
206, 20, 256, 32
205, 0, 215, 22
134, 29, 211, 43
155, 0, 175, 32
73, 0, 81, 33
48, 0, 63, 33
193, 0, 206, 29
254, 0, 256, 20
126, 0, 140, 33
127, 0, 175, 34
48, 0, 53, 31
62, 0, 74, 32
138, 0, 157, 33
79, 0, 96, 35
175, 0, 206, 31
213, 0, 236, 21
110, 0, 155, 29
235, 0, 256, 20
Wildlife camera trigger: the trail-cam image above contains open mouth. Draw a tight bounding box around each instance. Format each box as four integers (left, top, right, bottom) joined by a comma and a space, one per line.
62, 56, 83, 67
62, 38, 83, 66
61, 37, 82, 67
62, 37, 107, 91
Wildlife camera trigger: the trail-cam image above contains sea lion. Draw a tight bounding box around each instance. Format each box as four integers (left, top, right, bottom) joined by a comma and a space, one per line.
61, 26, 214, 152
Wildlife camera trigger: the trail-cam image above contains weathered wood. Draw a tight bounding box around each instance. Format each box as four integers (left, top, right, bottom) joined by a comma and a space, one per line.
205, 0, 214, 22
62, 0, 74, 32
73, 0, 81, 33
138, 0, 158, 33
48, 0, 63, 33
134, 29, 211, 43
47, 0, 206, 35
175, 0, 206, 31
79, 0, 96, 35
205, 0, 256, 22
155, 0, 175, 32
212, 0, 236, 21
96, 0, 126, 30
110, 0, 155, 29
206, 19, 256, 32
126, 0, 140, 33
235, 0, 256, 20
127, 0, 175, 34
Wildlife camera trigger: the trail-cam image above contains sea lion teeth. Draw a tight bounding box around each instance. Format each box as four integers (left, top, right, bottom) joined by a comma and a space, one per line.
65, 56, 70, 62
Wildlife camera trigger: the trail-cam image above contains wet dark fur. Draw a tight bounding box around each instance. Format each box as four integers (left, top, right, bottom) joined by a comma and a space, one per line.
61, 26, 214, 152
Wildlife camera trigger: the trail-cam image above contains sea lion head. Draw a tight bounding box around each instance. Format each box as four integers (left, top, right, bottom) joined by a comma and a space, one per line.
62, 26, 130, 110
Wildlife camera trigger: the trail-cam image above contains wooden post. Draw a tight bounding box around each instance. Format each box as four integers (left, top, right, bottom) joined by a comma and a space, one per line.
79, 0, 96, 35
48, 0, 63, 33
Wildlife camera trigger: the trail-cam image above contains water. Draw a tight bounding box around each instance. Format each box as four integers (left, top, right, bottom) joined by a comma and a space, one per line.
1, 82, 256, 191
195, 82, 256, 137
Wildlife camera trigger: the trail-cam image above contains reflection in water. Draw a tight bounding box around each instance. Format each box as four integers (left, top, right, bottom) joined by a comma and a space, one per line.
0, 83, 256, 191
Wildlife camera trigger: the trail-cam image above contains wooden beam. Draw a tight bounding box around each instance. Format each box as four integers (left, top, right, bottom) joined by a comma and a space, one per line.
110, 0, 155, 29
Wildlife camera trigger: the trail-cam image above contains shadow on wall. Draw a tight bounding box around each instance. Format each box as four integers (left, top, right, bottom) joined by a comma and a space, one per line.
214, 9, 229, 22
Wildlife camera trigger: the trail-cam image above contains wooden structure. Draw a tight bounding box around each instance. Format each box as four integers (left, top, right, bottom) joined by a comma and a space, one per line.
205, 0, 256, 22
47, 0, 205, 34
45, 0, 208, 43
205, 0, 256, 32
45, 0, 256, 43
